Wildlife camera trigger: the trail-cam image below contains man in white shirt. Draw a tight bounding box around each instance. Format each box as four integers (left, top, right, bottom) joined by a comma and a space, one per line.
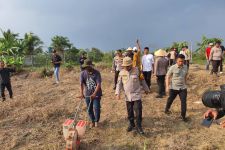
142, 47, 154, 88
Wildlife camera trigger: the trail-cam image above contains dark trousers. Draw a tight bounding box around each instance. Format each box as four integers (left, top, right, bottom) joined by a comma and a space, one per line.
1, 83, 13, 99
165, 89, 187, 118
220, 59, 223, 72
114, 71, 120, 88
126, 100, 142, 127
157, 75, 166, 96
169, 59, 175, 66
212, 60, 221, 74
186, 60, 190, 69
85, 97, 101, 122
143, 71, 152, 88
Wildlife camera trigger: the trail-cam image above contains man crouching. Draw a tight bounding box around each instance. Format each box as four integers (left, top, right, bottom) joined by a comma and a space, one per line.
115, 57, 150, 134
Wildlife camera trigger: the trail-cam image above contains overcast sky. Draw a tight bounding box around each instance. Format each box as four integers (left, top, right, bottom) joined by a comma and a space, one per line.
0, 0, 225, 51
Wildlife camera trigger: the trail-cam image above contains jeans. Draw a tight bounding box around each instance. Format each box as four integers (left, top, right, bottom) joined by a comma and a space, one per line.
114, 71, 120, 88
54, 67, 60, 82
165, 89, 187, 118
85, 97, 101, 122
126, 100, 142, 127
1, 83, 13, 99
143, 71, 152, 88
157, 75, 166, 96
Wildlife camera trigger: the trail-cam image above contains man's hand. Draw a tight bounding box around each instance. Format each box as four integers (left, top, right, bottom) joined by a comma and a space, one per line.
77, 94, 85, 100
166, 86, 169, 94
203, 109, 218, 120
90, 93, 97, 100
116, 94, 120, 100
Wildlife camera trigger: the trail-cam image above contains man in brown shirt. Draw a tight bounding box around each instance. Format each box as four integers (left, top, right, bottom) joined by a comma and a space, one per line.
209, 41, 223, 76
154, 49, 169, 98
115, 57, 150, 134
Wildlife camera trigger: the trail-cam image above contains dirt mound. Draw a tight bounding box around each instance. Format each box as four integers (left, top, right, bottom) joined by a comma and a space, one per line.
1, 66, 225, 149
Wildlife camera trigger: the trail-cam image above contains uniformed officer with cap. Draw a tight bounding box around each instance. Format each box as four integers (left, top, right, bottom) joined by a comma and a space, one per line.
112, 50, 123, 90
115, 57, 150, 134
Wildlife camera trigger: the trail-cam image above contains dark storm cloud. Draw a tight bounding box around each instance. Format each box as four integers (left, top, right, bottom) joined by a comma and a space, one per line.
0, 0, 225, 51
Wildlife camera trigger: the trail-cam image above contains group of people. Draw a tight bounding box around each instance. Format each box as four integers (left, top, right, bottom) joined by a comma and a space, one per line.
76, 40, 190, 135
205, 41, 225, 76
2, 39, 225, 136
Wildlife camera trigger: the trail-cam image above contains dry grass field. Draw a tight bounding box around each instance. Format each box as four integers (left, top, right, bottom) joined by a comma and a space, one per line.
1, 65, 225, 150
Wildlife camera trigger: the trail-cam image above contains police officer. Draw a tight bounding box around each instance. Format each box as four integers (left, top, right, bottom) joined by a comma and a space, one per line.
112, 50, 123, 90
115, 57, 150, 134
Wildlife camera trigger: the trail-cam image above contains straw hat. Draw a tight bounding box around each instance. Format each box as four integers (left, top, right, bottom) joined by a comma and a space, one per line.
121, 57, 132, 67
126, 47, 133, 51
82, 59, 94, 68
154, 49, 167, 57
209, 43, 214, 46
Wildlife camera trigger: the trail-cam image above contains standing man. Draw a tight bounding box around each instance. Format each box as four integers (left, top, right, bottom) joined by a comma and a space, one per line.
219, 44, 225, 74
184, 46, 191, 69
209, 41, 223, 77
115, 57, 150, 134
112, 50, 123, 90
205, 43, 214, 71
169, 48, 176, 66
51, 50, 62, 84
165, 54, 188, 122
142, 47, 154, 89
79, 59, 102, 127
179, 46, 189, 68
79, 53, 87, 71
154, 49, 169, 98
0, 61, 15, 101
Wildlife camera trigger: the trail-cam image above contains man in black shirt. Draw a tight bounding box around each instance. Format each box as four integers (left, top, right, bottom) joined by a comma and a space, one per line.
79, 53, 87, 71
0, 61, 15, 101
51, 50, 62, 84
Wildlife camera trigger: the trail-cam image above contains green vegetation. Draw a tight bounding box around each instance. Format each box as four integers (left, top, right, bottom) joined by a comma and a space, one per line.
0, 29, 224, 70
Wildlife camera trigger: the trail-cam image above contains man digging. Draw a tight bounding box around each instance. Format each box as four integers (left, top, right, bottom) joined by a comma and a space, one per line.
115, 57, 150, 134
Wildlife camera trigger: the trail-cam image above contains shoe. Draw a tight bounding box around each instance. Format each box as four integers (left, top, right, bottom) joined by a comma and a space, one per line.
220, 72, 223, 74
95, 122, 98, 127
137, 127, 144, 134
164, 110, 172, 115
113, 87, 116, 90
127, 125, 135, 132
182, 117, 188, 122
156, 95, 163, 98
2, 98, 6, 102
162, 93, 166, 96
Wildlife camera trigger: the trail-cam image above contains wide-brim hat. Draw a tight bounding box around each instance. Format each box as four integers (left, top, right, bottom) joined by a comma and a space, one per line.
209, 43, 214, 46
154, 49, 167, 57
126, 47, 133, 51
82, 59, 94, 68
121, 57, 132, 67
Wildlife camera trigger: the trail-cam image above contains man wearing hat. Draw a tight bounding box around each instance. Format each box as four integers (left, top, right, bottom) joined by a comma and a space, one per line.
205, 43, 214, 71
79, 59, 102, 127
115, 57, 150, 134
112, 50, 123, 90
126, 47, 134, 60
202, 90, 225, 128
154, 49, 169, 98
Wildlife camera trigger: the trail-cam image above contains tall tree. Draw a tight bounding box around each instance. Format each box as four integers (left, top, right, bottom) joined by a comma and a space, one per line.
51, 36, 72, 55
22, 32, 43, 55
